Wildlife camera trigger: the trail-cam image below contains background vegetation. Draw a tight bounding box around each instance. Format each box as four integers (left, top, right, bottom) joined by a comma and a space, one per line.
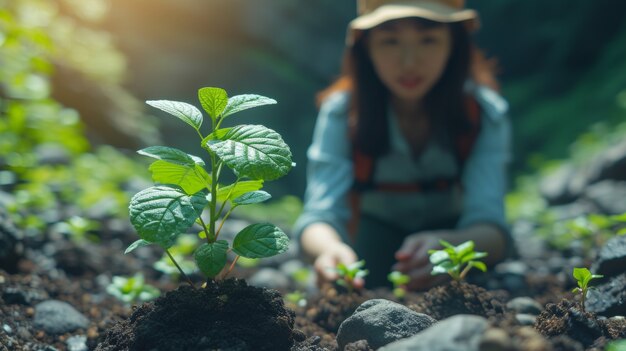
2, 0, 626, 223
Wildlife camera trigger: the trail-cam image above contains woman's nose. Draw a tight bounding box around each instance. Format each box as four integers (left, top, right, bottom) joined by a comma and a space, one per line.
400, 46, 418, 67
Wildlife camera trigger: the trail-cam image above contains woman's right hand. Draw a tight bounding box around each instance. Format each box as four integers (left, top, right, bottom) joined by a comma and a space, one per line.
313, 242, 365, 289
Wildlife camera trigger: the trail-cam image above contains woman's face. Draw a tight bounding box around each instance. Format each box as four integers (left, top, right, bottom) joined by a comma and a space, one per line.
367, 18, 452, 105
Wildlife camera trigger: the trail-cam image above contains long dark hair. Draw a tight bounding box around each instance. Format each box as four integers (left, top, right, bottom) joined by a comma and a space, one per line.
319, 18, 498, 158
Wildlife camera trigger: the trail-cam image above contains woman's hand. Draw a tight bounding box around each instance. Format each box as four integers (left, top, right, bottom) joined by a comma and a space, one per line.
314, 242, 365, 289
392, 232, 449, 291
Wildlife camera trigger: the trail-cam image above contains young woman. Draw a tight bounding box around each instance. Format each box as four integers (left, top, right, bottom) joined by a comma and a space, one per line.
294, 0, 514, 290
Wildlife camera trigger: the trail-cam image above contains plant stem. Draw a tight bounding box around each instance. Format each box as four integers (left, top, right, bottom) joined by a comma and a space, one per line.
222, 255, 240, 280
581, 288, 586, 312
166, 249, 194, 288
215, 206, 235, 239
459, 264, 473, 281
197, 214, 212, 244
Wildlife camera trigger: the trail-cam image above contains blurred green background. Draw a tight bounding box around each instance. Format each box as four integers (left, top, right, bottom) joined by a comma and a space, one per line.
2, 0, 626, 202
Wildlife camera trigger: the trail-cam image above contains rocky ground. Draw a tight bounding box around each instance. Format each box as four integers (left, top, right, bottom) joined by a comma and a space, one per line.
2, 142, 626, 350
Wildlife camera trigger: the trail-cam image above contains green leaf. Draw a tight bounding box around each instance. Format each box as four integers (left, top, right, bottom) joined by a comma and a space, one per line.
222, 94, 277, 119
149, 160, 211, 195
429, 250, 449, 265
216, 180, 264, 203
207, 125, 293, 181
233, 190, 271, 205
146, 100, 203, 131
138, 146, 204, 166
129, 185, 208, 246
232, 223, 289, 258
125, 239, 152, 254
198, 87, 228, 122
194, 240, 229, 278
470, 261, 487, 272
202, 128, 233, 146
573, 267, 591, 284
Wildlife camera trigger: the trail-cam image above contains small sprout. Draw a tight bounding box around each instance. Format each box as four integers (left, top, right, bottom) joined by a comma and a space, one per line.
334, 260, 368, 293
387, 271, 410, 299
428, 240, 487, 281
106, 273, 160, 304
572, 267, 603, 312
284, 290, 307, 308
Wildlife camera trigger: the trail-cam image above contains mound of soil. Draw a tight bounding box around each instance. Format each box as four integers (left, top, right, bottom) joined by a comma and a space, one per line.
96, 278, 303, 351
409, 280, 508, 320
535, 299, 626, 349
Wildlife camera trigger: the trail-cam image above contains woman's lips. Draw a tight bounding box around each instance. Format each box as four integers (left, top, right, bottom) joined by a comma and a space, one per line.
397, 77, 424, 89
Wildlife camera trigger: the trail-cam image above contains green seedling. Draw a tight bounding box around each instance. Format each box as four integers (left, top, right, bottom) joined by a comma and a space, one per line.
126, 87, 293, 287
334, 260, 368, 293
284, 290, 307, 308
106, 273, 160, 304
428, 240, 487, 281
387, 271, 410, 299
572, 267, 603, 312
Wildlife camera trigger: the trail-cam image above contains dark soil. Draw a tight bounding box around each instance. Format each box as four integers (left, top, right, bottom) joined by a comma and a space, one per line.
535, 299, 626, 350
96, 279, 301, 351
1, 208, 626, 351
409, 280, 508, 321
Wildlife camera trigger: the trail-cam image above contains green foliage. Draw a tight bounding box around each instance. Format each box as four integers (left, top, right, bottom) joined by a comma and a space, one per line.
128, 87, 293, 285
106, 273, 160, 305
532, 212, 626, 255
334, 260, 368, 293
572, 267, 603, 312
0, 1, 151, 237
428, 240, 488, 281
387, 271, 410, 299
606, 339, 626, 351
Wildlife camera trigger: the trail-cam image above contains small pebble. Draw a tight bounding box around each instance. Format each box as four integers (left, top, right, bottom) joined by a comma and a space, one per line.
480, 327, 512, 351
3, 324, 12, 334
515, 313, 537, 326
66, 335, 88, 351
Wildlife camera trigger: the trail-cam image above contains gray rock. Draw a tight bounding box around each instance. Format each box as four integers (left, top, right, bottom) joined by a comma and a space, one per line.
379, 315, 489, 351
34, 300, 89, 334
248, 268, 290, 290
584, 180, 626, 214
585, 273, 626, 317
515, 313, 538, 326
591, 235, 626, 278
539, 163, 577, 205
336, 299, 436, 350
506, 297, 543, 315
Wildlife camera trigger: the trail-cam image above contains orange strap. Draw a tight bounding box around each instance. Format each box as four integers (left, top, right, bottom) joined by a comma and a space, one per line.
347, 96, 482, 242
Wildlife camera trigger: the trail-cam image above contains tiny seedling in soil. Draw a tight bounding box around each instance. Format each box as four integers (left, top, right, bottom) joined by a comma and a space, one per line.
106, 273, 160, 304
333, 260, 368, 293
126, 87, 294, 287
572, 267, 603, 312
428, 240, 487, 281
387, 271, 410, 299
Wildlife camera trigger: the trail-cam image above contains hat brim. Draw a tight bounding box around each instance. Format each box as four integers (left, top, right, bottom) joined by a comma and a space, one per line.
347, 1, 479, 45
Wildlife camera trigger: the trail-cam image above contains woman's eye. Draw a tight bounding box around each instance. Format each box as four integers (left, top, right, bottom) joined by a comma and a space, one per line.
378, 37, 399, 46
421, 36, 438, 45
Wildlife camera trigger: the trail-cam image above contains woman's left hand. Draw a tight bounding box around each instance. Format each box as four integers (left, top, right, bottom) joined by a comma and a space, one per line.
392, 232, 449, 291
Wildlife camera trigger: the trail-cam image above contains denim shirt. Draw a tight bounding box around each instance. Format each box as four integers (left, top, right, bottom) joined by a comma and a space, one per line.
293, 83, 512, 250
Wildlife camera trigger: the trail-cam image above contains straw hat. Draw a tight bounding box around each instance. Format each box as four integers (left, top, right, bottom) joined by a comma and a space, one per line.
347, 0, 479, 45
